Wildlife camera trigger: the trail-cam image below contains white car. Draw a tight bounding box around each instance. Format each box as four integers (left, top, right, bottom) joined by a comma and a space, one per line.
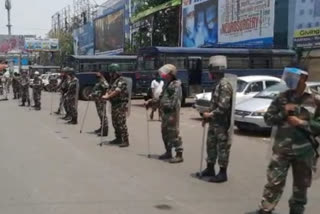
42, 73, 61, 91
235, 82, 320, 131
194, 75, 281, 115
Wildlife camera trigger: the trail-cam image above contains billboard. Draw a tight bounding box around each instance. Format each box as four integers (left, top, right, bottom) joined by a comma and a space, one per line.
218, 0, 275, 48
73, 22, 94, 55
0, 35, 25, 53
293, 0, 320, 49
95, 9, 125, 54
25, 38, 59, 51
182, 0, 218, 47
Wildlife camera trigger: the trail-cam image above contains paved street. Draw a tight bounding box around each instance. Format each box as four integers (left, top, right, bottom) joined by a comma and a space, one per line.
0, 92, 319, 214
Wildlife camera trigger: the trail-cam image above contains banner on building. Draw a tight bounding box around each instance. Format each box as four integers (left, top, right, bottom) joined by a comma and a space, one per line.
218, 0, 275, 48
95, 9, 125, 54
0, 35, 25, 54
73, 22, 94, 55
293, 0, 320, 49
181, 0, 218, 48
25, 38, 59, 52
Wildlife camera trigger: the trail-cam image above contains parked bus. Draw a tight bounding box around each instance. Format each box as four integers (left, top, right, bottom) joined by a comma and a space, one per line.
68, 55, 139, 100
137, 47, 296, 105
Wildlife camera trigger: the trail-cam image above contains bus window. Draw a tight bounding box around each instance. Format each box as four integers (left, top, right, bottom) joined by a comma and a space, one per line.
80, 64, 84, 72
188, 57, 202, 85
165, 56, 186, 69
272, 57, 283, 69
144, 56, 157, 70
228, 57, 249, 69
250, 57, 271, 69
280, 57, 293, 68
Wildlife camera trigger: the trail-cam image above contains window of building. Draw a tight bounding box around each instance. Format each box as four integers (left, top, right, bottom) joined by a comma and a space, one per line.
300, 9, 305, 15
301, 0, 306, 3
307, 23, 312, 28
297, 24, 304, 29
309, 9, 313, 15
316, 22, 320, 27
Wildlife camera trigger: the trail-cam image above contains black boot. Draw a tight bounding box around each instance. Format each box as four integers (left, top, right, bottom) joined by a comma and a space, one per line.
169, 151, 184, 164
67, 118, 78, 125
209, 167, 228, 183
27, 100, 31, 107
119, 141, 130, 148
196, 163, 215, 177
289, 206, 304, 214
54, 110, 61, 115
98, 128, 108, 137
20, 102, 25, 107
95, 127, 102, 134
62, 114, 71, 120
159, 150, 173, 160
109, 138, 121, 145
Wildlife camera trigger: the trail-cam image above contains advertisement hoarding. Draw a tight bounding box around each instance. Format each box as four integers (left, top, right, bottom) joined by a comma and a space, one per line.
0, 35, 25, 54
73, 22, 94, 55
293, 0, 320, 49
218, 0, 275, 48
94, 9, 125, 54
25, 38, 59, 52
182, 0, 218, 48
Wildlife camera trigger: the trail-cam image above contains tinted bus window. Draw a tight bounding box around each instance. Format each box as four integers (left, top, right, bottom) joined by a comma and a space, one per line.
228, 57, 249, 69
165, 56, 186, 69
251, 57, 271, 69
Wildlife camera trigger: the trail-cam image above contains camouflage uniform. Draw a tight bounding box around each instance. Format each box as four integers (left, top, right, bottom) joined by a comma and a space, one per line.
57, 77, 69, 114
260, 90, 320, 214
32, 76, 43, 109
92, 78, 109, 133
159, 79, 183, 153
207, 77, 233, 168
109, 77, 129, 145
65, 77, 79, 121
12, 75, 21, 99
20, 75, 30, 106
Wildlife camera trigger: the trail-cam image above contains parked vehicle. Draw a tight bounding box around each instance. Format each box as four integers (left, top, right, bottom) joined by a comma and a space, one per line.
42, 73, 61, 91
194, 76, 281, 115
235, 82, 320, 131
137, 47, 296, 105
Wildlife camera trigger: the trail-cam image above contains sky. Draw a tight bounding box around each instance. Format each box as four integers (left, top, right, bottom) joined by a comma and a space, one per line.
0, 0, 105, 37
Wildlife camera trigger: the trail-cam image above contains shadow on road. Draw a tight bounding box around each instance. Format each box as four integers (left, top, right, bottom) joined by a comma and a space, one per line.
234, 129, 271, 138
138, 154, 160, 160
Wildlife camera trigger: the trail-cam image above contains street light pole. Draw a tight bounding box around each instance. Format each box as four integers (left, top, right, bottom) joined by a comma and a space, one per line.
5, 0, 12, 35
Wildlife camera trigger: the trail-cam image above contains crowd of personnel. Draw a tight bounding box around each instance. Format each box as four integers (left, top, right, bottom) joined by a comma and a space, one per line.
0, 56, 319, 214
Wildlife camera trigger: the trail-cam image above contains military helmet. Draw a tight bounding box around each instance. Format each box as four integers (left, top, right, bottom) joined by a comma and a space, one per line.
34, 71, 40, 76
63, 67, 75, 75
208, 55, 228, 72
158, 64, 177, 77
109, 64, 120, 73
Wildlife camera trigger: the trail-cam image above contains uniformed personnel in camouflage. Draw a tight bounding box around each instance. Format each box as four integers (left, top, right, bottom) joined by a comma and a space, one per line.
248, 69, 320, 214
32, 71, 43, 110
102, 64, 129, 148
158, 64, 184, 164
19, 71, 31, 107
200, 56, 233, 183
65, 69, 79, 125
91, 71, 110, 136
12, 72, 21, 99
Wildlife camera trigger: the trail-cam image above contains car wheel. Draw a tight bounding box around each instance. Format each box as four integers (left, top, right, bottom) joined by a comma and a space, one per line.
81, 86, 93, 101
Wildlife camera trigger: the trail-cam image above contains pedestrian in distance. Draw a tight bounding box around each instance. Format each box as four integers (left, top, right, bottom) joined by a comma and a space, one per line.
19, 70, 31, 107
144, 73, 164, 121
90, 71, 110, 137
102, 64, 130, 148
247, 67, 320, 214
158, 64, 184, 164
198, 55, 235, 183
55, 71, 69, 115
12, 72, 21, 100
32, 71, 43, 111
64, 68, 79, 125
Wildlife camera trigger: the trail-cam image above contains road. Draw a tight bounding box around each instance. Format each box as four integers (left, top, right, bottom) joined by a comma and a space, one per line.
0, 92, 318, 214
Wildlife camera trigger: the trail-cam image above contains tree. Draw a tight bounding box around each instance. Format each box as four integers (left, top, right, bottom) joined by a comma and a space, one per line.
48, 31, 74, 66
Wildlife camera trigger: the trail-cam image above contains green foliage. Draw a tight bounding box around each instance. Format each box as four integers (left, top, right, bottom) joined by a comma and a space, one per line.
48, 31, 74, 66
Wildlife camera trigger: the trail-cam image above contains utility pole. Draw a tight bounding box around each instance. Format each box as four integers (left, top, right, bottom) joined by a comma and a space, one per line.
5, 0, 12, 35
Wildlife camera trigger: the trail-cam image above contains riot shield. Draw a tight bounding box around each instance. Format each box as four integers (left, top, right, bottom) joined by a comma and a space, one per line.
123, 77, 133, 118
225, 74, 237, 144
